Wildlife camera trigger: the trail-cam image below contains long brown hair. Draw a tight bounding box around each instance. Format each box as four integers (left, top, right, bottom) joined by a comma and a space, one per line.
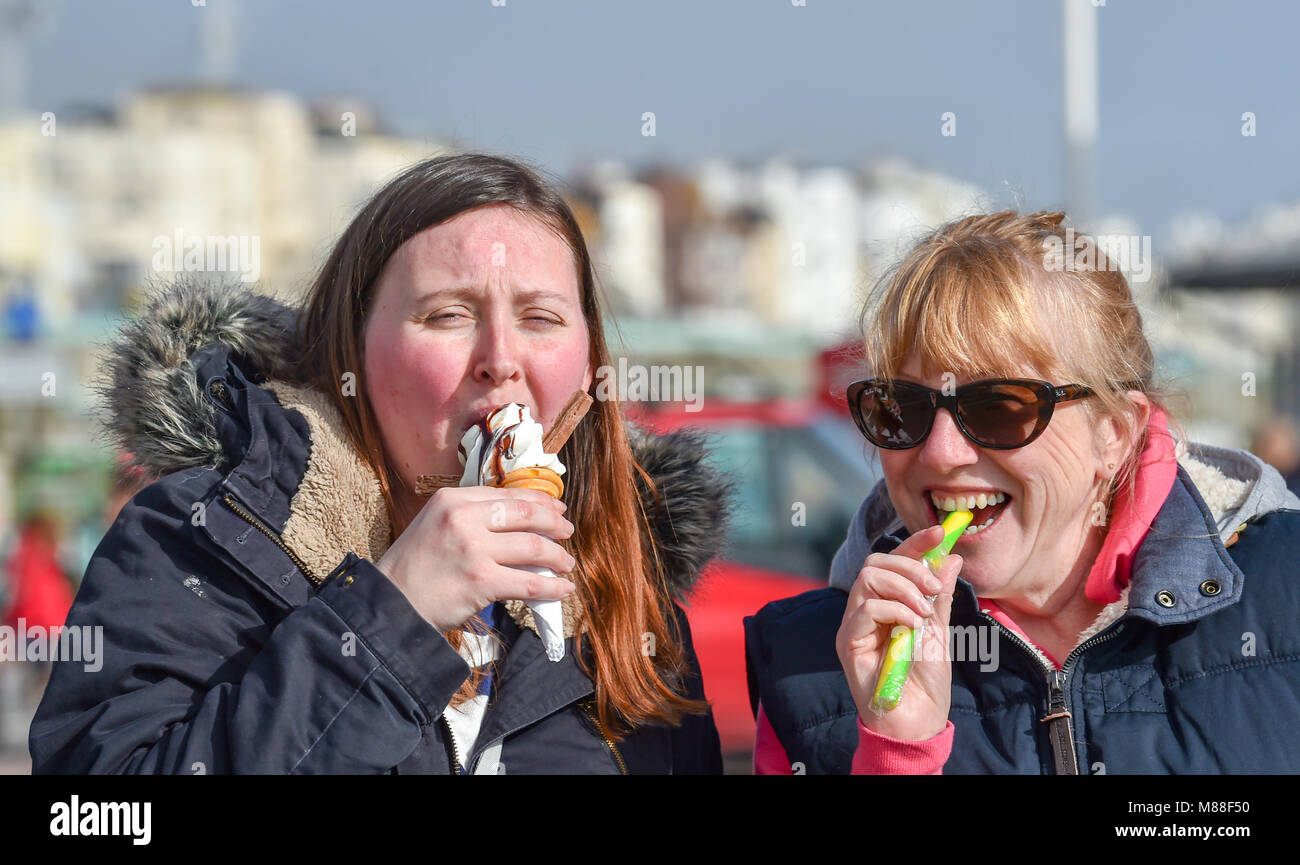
291, 153, 706, 736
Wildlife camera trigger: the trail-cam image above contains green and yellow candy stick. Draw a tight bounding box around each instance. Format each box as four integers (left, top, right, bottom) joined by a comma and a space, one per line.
869, 509, 972, 714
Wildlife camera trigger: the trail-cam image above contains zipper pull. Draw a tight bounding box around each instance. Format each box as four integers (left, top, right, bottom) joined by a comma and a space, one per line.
1041, 670, 1079, 774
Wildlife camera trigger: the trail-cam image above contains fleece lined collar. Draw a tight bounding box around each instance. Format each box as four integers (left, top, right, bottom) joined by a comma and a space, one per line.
98, 277, 731, 636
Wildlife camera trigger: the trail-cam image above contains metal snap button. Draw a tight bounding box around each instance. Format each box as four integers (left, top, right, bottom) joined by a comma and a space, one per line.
1155, 590, 1176, 607
343, 575, 355, 587
1199, 579, 1221, 597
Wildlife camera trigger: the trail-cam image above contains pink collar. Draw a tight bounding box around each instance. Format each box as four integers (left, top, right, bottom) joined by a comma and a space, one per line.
1083, 405, 1178, 604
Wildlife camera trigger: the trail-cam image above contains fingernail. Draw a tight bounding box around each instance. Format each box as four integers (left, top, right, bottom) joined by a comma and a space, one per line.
923, 599, 936, 616
556, 501, 567, 513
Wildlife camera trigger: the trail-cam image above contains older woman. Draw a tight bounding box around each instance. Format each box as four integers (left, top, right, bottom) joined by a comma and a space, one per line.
746, 211, 1300, 774
31, 153, 726, 774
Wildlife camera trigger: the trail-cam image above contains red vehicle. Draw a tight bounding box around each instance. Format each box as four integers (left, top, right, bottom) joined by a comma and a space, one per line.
630, 388, 881, 765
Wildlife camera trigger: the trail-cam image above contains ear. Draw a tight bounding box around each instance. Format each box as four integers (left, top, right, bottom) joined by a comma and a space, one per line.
582, 360, 594, 394
1097, 391, 1152, 479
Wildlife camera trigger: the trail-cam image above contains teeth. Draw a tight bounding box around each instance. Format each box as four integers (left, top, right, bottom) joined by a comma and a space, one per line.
930, 490, 1008, 511
931, 490, 1009, 536
962, 516, 998, 535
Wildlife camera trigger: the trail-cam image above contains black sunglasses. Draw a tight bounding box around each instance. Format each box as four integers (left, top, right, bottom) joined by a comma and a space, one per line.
846, 377, 1132, 450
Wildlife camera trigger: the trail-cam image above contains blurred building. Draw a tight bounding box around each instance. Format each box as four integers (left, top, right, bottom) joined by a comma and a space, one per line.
0, 85, 445, 316
577, 161, 667, 318
0, 84, 447, 557
1163, 209, 1300, 446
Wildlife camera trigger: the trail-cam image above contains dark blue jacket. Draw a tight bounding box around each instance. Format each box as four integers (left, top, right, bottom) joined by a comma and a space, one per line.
29, 280, 726, 774
746, 448, 1300, 774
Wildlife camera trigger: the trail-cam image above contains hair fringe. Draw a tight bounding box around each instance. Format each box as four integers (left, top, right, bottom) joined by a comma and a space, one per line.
859, 210, 1188, 522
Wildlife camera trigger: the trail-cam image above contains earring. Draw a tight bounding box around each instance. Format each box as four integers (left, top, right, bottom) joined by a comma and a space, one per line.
1107, 462, 1115, 470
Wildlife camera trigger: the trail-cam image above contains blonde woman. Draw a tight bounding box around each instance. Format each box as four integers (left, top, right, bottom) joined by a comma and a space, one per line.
746, 211, 1300, 774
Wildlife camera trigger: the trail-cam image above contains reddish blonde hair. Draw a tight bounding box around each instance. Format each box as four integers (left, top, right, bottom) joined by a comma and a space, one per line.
292, 154, 706, 736
859, 211, 1187, 521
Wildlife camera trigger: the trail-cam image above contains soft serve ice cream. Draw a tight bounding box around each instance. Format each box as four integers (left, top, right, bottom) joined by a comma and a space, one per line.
458, 404, 569, 661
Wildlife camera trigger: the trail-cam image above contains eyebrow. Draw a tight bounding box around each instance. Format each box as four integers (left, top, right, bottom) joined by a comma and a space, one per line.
414, 286, 577, 307
514, 287, 578, 306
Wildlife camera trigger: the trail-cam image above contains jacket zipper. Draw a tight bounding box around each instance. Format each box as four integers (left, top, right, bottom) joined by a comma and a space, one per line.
439, 714, 464, 775
221, 494, 321, 586
977, 610, 1126, 775
580, 699, 628, 775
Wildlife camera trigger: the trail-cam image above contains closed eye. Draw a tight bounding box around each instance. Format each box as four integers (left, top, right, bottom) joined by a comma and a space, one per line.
426, 312, 469, 323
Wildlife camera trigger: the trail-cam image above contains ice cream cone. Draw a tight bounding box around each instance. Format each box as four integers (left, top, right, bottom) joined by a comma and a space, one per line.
499, 466, 564, 499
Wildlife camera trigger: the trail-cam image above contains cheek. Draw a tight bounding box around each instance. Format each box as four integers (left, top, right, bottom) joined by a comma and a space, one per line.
363, 322, 463, 455
1015, 429, 1097, 524
531, 333, 591, 408
879, 453, 922, 521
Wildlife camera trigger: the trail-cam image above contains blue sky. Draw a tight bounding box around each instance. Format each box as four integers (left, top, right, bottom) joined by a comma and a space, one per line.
20, 0, 1300, 243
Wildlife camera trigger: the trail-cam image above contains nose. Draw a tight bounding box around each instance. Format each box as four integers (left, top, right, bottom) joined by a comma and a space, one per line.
471, 316, 523, 386
917, 407, 980, 470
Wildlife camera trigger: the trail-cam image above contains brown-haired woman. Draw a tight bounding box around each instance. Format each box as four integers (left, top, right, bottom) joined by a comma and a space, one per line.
747, 210, 1300, 774
31, 153, 727, 774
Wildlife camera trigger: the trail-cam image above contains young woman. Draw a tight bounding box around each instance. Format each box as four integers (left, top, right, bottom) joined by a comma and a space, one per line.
31, 153, 727, 774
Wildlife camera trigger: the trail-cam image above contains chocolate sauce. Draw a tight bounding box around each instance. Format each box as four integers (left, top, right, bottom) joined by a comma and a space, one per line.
475, 406, 523, 486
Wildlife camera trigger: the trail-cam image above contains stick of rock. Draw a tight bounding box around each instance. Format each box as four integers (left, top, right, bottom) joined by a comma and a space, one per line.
414, 390, 594, 496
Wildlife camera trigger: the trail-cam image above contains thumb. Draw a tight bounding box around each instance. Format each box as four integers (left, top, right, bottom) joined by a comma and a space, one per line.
930, 553, 962, 625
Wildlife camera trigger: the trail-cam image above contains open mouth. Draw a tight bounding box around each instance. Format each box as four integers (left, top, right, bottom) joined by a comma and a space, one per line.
927, 490, 1013, 537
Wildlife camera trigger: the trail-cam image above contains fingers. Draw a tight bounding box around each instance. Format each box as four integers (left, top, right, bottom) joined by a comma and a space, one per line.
858, 564, 935, 620
930, 554, 963, 623
488, 565, 578, 602
850, 547, 944, 608
432, 485, 566, 513
886, 523, 948, 561
481, 498, 574, 539
843, 597, 927, 637
425, 491, 572, 543
493, 532, 578, 575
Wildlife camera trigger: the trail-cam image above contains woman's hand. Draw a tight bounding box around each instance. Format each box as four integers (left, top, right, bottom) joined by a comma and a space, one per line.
375, 485, 577, 632
836, 524, 963, 742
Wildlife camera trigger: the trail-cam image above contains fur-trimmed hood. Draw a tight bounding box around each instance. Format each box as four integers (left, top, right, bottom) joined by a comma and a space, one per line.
98, 276, 730, 622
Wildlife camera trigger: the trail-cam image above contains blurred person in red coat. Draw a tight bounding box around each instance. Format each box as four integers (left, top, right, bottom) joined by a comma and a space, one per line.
1, 515, 77, 748
3, 513, 75, 650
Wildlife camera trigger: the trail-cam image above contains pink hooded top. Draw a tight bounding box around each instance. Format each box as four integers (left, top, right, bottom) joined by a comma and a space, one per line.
753, 407, 1178, 774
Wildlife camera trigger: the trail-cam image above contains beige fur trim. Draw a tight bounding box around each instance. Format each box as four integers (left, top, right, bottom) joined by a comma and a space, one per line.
1178, 455, 1249, 524
1077, 585, 1130, 644
264, 380, 586, 639
264, 381, 393, 579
